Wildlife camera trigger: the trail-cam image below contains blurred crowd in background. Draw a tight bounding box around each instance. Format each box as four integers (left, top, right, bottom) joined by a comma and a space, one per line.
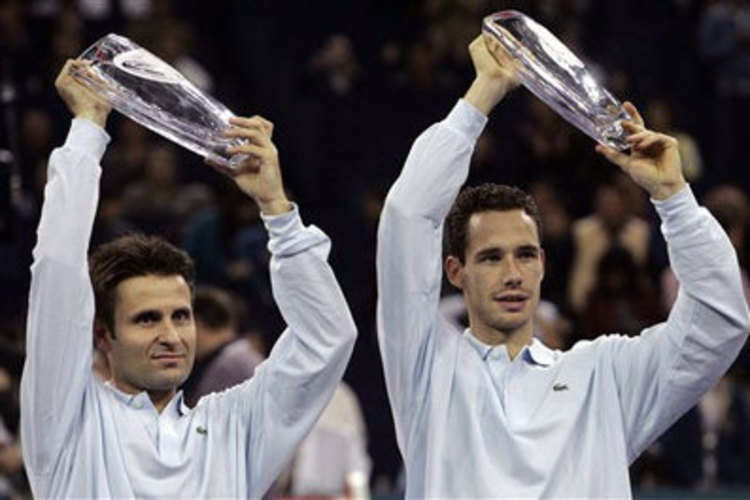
2, 0, 750, 497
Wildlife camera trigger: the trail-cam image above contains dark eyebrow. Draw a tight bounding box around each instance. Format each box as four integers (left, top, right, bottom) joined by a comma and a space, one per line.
132, 310, 162, 322
474, 247, 504, 260
172, 307, 192, 317
517, 245, 540, 254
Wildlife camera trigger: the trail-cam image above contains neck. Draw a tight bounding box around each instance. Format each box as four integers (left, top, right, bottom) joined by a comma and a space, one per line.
470, 323, 534, 360
109, 377, 176, 414
148, 389, 177, 413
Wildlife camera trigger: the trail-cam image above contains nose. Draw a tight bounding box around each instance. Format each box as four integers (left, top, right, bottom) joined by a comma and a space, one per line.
158, 320, 182, 346
502, 256, 522, 288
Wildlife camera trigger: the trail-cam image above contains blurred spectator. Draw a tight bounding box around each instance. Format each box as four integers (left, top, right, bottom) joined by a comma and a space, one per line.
308, 34, 362, 97
530, 179, 574, 311
578, 246, 661, 339
181, 181, 279, 333
0, 328, 25, 498
131, 17, 215, 93
272, 383, 372, 499
181, 286, 264, 407
646, 97, 704, 183
0, 414, 24, 500
120, 143, 182, 235
101, 118, 150, 195
568, 180, 651, 313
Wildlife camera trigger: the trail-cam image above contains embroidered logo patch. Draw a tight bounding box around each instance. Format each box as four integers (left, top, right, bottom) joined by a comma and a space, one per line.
552, 383, 569, 392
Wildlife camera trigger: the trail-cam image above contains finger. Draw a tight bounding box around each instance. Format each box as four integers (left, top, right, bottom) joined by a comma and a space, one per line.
622, 101, 645, 127
625, 131, 652, 144
622, 121, 645, 134
229, 156, 262, 174
469, 34, 484, 52
56, 59, 77, 86
229, 115, 272, 133
226, 143, 266, 157
631, 134, 667, 153
595, 144, 633, 171
223, 127, 271, 146
482, 32, 516, 67
255, 116, 274, 136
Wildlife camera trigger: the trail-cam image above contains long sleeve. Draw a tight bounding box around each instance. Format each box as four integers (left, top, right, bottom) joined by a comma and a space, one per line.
376, 100, 486, 452
20, 118, 109, 475
243, 206, 357, 496
600, 186, 750, 462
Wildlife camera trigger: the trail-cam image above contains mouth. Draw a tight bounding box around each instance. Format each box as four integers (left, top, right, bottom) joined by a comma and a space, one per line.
493, 293, 529, 312
151, 353, 186, 364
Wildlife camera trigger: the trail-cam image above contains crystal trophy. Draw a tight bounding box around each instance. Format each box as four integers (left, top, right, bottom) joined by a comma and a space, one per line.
72, 33, 247, 168
483, 11, 631, 150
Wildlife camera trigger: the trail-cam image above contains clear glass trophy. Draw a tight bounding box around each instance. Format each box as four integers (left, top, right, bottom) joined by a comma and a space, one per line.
483, 10, 632, 150
72, 33, 247, 168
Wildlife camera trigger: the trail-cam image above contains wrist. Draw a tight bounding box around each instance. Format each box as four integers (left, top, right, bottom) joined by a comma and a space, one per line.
258, 197, 293, 216
650, 179, 687, 201
464, 76, 512, 116
75, 109, 109, 130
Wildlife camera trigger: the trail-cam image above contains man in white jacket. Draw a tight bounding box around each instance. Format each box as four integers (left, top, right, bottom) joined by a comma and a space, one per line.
21, 59, 357, 498
376, 35, 750, 497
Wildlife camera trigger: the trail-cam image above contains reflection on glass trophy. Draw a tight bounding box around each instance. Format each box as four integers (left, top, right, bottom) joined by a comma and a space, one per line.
72, 33, 247, 168
483, 10, 632, 150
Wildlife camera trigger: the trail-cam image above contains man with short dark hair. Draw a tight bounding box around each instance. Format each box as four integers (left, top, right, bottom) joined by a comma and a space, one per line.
21, 59, 357, 498
376, 35, 750, 497
181, 286, 265, 407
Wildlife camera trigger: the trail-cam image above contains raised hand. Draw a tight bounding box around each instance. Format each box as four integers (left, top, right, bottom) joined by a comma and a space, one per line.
595, 102, 686, 200
208, 115, 292, 215
55, 59, 112, 129
464, 34, 521, 115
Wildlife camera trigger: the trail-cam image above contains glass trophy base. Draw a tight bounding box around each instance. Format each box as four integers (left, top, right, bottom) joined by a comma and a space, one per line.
483, 11, 631, 150
73, 33, 248, 169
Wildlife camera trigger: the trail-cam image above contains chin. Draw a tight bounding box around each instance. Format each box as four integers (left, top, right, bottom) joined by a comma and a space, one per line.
148, 372, 188, 391
491, 316, 531, 334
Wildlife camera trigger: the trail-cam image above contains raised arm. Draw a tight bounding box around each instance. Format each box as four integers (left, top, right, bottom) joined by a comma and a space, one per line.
20, 60, 111, 475
205, 116, 358, 496
595, 104, 750, 461
376, 35, 518, 450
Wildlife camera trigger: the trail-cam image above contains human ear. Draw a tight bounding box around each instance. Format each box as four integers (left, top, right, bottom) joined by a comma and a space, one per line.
444, 255, 464, 290
540, 248, 546, 282
93, 320, 113, 353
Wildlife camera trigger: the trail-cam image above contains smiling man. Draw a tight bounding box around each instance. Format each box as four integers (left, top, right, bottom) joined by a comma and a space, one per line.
376, 34, 750, 497
20, 60, 357, 498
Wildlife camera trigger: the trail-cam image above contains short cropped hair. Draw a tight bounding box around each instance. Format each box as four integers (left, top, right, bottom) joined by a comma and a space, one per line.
444, 183, 542, 263
193, 287, 238, 331
89, 233, 196, 336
